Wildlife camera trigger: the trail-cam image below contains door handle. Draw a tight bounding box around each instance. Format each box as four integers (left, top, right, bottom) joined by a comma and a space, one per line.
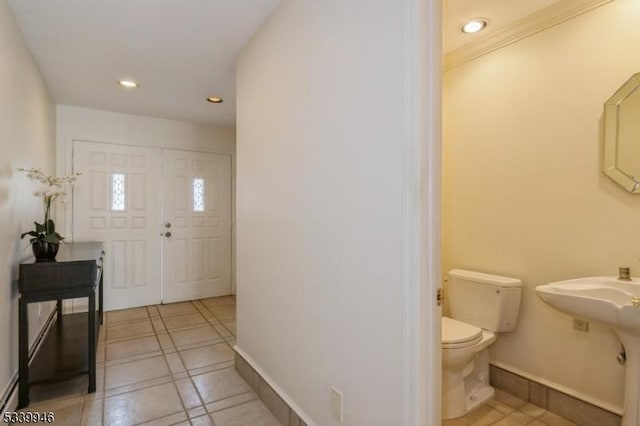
165, 232, 172, 238
165, 222, 172, 228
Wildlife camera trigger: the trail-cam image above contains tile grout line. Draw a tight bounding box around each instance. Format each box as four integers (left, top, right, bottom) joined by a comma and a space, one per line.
188, 298, 238, 421
31, 298, 242, 426
103, 306, 173, 425
163, 300, 246, 422
104, 303, 196, 425
205, 390, 258, 413
156, 302, 209, 424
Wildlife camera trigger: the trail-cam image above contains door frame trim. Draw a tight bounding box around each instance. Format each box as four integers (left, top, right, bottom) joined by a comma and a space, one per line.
402, 0, 441, 424
65, 138, 236, 309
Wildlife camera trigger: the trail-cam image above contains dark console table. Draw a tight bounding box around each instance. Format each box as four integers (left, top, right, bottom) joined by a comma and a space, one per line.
18, 242, 104, 408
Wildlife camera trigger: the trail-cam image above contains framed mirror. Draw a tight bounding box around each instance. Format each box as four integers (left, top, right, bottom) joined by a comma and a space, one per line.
603, 73, 640, 193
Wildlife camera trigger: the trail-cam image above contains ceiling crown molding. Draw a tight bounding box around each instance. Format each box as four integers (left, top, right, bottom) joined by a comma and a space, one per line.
444, 0, 614, 70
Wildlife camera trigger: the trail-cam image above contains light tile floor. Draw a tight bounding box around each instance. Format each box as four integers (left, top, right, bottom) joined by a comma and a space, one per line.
17, 297, 582, 426
443, 388, 579, 426
17, 296, 281, 426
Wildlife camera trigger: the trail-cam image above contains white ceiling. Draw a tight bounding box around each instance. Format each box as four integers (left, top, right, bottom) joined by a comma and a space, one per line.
8, 0, 280, 128
443, 0, 562, 52
8, 0, 561, 128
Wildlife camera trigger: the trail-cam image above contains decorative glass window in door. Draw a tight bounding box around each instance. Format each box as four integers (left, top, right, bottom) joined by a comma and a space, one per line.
193, 178, 205, 212
112, 173, 126, 211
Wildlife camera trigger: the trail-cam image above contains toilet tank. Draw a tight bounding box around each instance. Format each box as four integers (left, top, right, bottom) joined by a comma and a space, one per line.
448, 269, 522, 332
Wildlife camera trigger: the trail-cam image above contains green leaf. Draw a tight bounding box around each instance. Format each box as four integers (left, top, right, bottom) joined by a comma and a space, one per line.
46, 219, 55, 233
21, 231, 38, 239
43, 232, 64, 244
34, 222, 46, 233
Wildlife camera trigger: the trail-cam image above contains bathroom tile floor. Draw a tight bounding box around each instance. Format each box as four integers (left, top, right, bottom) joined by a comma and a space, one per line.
443, 388, 578, 426
14, 296, 281, 426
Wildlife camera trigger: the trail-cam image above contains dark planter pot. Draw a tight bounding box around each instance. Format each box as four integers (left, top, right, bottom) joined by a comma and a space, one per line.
32, 241, 59, 262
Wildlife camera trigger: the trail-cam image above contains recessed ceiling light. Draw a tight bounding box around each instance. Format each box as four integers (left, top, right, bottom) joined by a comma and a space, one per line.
461, 18, 488, 34
118, 80, 139, 88
207, 97, 223, 103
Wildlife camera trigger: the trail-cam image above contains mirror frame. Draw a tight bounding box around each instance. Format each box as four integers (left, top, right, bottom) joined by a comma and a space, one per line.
603, 73, 640, 193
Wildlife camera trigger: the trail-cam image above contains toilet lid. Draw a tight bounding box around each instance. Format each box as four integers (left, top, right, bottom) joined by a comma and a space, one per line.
442, 317, 482, 348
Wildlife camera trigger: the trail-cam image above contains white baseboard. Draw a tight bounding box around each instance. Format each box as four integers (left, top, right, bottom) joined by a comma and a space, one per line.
0, 375, 19, 417
0, 306, 58, 415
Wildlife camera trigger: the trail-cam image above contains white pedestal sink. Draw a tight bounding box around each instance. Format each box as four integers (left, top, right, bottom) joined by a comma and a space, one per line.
536, 277, 640, 426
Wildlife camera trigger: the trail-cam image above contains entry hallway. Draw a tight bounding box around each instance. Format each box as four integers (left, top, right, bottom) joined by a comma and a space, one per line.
17, 296, 280, 425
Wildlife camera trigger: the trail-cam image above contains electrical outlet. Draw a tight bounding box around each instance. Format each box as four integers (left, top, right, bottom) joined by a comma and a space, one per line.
331, 386, 344, 423
573, 318, 589, 332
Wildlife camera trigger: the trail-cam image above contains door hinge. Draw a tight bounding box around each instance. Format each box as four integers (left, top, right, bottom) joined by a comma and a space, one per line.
437, 288, 444, 306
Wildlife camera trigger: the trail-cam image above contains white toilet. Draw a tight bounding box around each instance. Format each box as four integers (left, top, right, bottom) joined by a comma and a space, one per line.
442, 269, 522, 419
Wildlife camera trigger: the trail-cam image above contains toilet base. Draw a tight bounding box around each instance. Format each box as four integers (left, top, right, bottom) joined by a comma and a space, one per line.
465, 349, 493, 412
442, 348, 495, 419
442, 377, 494, 419
465, 380, 494, 413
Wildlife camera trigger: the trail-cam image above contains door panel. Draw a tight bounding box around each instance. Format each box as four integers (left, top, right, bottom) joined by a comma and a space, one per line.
162, 150, 232, 302
73, 141, 162, 310
73, 142, 231, 309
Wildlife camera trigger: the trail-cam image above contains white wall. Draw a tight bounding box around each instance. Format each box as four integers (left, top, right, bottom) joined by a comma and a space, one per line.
236, 1, 410, 424
0, 2, 57, 406
443, 0, 640, 412
56, 105, 235, 157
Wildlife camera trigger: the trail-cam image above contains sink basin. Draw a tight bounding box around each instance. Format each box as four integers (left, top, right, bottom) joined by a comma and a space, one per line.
536, 277, 640, 333
536, 277, 640, 426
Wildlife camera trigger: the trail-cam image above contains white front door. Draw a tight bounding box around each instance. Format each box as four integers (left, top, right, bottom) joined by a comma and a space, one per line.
73, 142, 232, 309
72, 141, 162, 310
161, 150, 232, 303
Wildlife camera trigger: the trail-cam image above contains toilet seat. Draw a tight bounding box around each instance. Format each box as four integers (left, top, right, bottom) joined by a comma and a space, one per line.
442, 317, 482, 349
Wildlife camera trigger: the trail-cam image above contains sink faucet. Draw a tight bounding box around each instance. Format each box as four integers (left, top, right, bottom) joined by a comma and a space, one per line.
619, 267, 632, 281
